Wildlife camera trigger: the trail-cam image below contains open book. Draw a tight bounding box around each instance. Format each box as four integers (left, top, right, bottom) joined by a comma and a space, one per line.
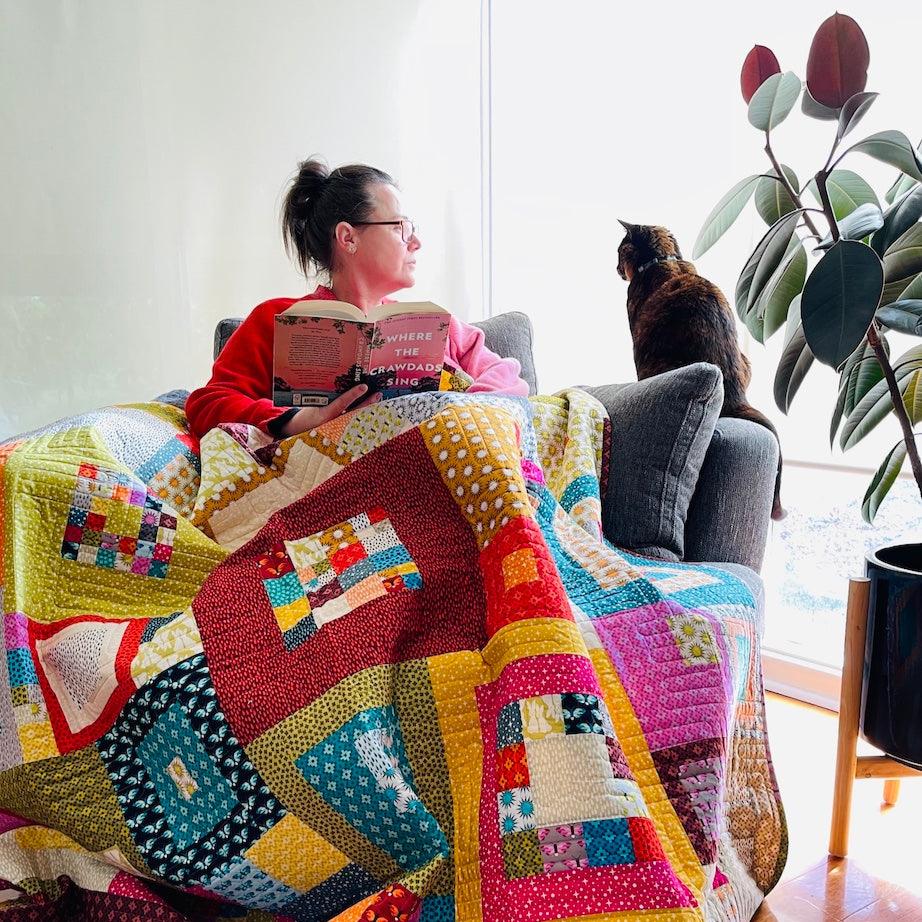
272, 300, 457, 407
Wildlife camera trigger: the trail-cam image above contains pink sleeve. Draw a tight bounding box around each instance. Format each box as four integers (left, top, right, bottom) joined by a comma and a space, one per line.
446, 316, 530, 396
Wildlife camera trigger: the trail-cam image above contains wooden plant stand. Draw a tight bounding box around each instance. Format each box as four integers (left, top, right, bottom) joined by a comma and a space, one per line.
828, 577, 922, 858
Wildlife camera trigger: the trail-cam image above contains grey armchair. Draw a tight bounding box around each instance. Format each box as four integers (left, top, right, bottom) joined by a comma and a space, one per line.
161, 310, 776, 609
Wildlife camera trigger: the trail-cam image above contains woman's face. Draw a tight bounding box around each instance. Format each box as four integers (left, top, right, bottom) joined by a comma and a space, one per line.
346, 183, 421, 294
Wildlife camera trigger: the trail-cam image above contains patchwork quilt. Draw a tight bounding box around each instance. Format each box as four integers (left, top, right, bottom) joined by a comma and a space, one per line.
0, 390, 786, 921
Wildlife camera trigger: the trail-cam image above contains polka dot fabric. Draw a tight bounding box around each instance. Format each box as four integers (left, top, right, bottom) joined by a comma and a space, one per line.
0, 393, 785, 920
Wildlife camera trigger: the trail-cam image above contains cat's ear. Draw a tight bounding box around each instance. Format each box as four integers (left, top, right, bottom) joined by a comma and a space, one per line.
668, 233, 683, 259
618, 219, 636, 235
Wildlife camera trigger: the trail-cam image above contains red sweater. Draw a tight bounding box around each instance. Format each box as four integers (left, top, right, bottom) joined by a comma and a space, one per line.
185, 286, 529, 439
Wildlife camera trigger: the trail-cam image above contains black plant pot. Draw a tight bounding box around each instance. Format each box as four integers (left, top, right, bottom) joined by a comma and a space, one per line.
861, 543, 922, 768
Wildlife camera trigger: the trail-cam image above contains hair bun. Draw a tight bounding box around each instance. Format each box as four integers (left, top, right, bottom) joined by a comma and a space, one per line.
292, 159, 330, 207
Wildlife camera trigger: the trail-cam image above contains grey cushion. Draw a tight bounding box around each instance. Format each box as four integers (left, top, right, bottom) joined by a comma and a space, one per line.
684, 417, 778, 570
585, 363, 724, 562
472, 312, 538, 395
213, 311, 539, 396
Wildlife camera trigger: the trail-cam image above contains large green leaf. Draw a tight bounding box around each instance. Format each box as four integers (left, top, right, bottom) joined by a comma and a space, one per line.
845, 339, 885, 415
806, 169, 878, 220
801, 240, 884, 368
882, 224, 922, 306
904, 369, 922, 424
802, 85, 840, 120
830, 338, 884, 447
774, 296, 814, 413
862, 440, 907, 524
840, 343, 922, 449
886, 174, 919, 206
816, 202, 884, 249
877, 300, 922, 335
748, 71, 802, 132
755, 165, 800, 225
754, 242, 808, 341
841, 131, 922, 183
837, 92, 879, 141
871, 186, 922, 256
735, 212, 802, 329
693, 175, 761, 259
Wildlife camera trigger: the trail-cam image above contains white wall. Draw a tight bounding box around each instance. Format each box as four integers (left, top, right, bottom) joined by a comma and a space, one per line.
0, 0, 484, 439
491, 0, 922, 468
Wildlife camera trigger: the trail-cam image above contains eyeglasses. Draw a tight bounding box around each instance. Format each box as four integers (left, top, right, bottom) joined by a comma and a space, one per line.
353, 218, 417, 243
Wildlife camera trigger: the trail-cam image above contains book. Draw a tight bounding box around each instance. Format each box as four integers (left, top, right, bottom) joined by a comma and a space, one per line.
272, 300, 454, 407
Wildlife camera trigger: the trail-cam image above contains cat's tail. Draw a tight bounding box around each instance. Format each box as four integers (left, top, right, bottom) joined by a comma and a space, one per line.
722, 403, 786, 521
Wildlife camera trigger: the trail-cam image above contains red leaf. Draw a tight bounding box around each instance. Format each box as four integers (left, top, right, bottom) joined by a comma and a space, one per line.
741, 45, 781, 103
806, 13, 870, 109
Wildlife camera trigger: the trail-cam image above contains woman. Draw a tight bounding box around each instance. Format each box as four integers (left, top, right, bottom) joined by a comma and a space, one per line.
185, 161, 528, 441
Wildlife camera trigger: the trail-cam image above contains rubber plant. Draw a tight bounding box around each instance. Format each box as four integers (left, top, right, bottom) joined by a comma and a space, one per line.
695, 13, 922, 522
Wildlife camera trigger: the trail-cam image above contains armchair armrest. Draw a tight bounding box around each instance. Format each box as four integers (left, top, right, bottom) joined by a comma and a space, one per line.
683, 417, 778, 571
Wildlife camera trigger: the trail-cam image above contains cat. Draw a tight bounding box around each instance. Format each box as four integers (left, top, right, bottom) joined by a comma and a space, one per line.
616, 220, 784, 521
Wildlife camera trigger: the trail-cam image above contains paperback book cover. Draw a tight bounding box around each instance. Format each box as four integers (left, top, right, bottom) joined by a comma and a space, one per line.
273, 300, 453, 407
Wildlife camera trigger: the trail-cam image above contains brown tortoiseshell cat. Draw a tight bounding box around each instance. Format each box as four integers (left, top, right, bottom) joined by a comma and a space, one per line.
616, 221, 784, 521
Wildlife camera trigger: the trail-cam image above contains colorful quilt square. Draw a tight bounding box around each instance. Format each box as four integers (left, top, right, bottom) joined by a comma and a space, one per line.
98, 654, 284, 885
282, 615, 318, 652
337, 556, 377, 590
312, 594, 351, 627
628, 816, 666, 862
265, 570, 304, 608
537, 824, 588, 873
244, 813, 350, 892
666, 610, 721, 667
344, 577, 386, 608
501, 829, 543, 880
497, 785, 536, 835
502, 547, 539, 590
204, 858, 298, 913
526, 733, 644, 827
520, 694, 564, 740
259, 544, 295, 579
496, 701, 524, 748
60, 463, 176, 579
561, 692, 604, 735
496, 742, 529, 790
259, 510, 420, 652
7, 647, 38, 687
285, 536, 325, 571
329, 541, 367, 573
136, 702, 239, 850
294, 705, 446, 870
583, 817, 635, 867
274, 597, 311, 633
131, 557, 151, 575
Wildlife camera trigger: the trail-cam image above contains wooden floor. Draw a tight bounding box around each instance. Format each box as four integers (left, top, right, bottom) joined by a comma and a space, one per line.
752, 693, 922, 921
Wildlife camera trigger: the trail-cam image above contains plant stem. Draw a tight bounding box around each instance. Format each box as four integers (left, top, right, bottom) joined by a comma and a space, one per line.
763, 133, 823, 239
813, 170, 840, 243
866, 322, 922, 501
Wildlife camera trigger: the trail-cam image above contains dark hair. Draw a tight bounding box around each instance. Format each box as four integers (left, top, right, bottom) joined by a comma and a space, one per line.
281, 159, 395, 277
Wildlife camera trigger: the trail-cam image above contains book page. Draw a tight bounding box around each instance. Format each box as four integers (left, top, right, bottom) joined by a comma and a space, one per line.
365, 301, 447, 322
281, 300, 367, 321
273, 316, 370, 406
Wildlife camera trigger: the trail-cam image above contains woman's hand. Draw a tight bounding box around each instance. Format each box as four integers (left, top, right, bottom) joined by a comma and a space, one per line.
279, 384, 381, 437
